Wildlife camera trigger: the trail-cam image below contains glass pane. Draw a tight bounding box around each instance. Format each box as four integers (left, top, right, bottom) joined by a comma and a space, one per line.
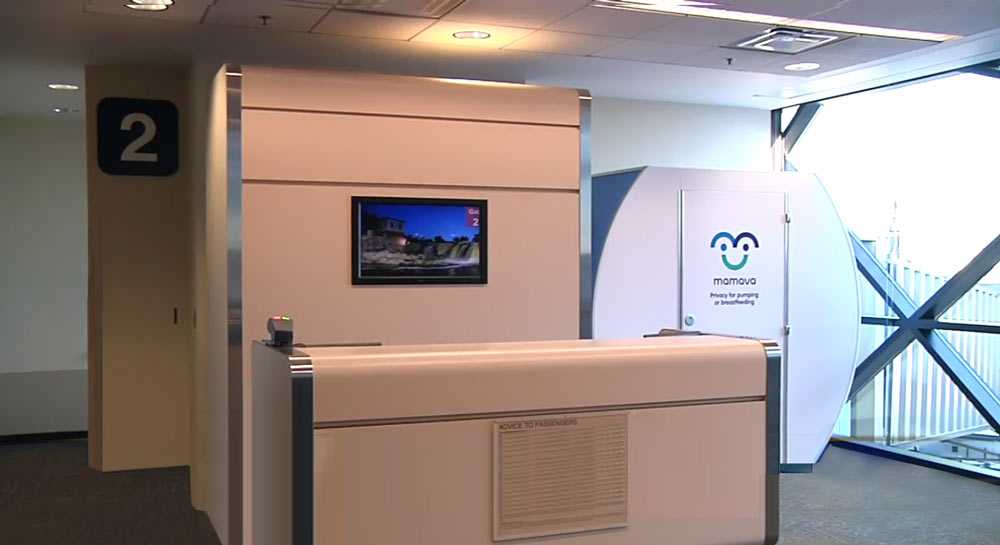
839, 340, 1000, 476
945, 330, 1000, 406
857, 324, 898, 362
858, 269, 898, 319
779, 105, 799, 134
789, 71, 1000, 306
945, 261, 1000, 324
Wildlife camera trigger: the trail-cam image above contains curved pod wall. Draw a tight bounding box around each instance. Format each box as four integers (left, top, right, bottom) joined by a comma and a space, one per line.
591, 166, 860, 466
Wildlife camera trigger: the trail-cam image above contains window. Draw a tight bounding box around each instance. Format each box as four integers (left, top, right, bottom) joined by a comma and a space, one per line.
783, 60, 1000, 476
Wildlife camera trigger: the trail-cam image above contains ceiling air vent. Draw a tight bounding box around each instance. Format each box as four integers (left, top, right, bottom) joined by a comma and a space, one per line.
333, 0, 464, 18
730, 28, 846, 55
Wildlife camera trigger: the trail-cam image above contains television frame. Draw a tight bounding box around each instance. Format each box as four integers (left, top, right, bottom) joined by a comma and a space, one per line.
351, 196, 489, 286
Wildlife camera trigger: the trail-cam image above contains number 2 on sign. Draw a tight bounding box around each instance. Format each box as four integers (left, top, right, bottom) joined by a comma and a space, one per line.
466, 207, 480, 228
120, 113, 158, 163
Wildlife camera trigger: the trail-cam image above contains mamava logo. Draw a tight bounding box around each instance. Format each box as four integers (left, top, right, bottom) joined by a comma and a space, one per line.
710, 231, 759, 271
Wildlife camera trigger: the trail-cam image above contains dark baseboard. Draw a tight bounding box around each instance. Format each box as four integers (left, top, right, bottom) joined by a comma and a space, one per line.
0, 431, 87, 445
780, 463, 814, 473
831, 439, 1000, 486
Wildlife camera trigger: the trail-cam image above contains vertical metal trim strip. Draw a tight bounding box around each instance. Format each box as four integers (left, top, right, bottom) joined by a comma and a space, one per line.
225, 64, 244, 545
291, 366, 314, 545
762, 340, 782, 545
578, 90, 593, 339
678, 191, 686, 330
782, 193, 791, 464
771, 107, 789, 466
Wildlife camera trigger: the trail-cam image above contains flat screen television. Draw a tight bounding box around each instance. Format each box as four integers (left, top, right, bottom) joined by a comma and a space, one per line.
352, 196, 488, 285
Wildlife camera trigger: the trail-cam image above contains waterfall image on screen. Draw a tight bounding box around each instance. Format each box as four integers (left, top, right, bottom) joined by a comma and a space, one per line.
352, 197, 488, 284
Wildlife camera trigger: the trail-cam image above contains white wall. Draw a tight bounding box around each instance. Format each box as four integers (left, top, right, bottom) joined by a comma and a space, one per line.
188, 63, 230, 542
0, 118, 87, 435
590, 97, 772, 175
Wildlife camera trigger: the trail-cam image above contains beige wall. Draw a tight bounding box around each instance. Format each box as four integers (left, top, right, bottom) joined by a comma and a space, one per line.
0, 118, 87, 436
241, 66, 583, 346
86, 65, 192, 472
244, 183, 579, 346
239, 66, 584, 545
590, 97, 772, 174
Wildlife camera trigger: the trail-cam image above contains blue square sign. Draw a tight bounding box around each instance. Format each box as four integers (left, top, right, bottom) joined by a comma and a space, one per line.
97, 97, 179, 177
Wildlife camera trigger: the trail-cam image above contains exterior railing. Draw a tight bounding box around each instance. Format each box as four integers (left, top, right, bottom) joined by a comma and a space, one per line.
846, 260, 1000, 444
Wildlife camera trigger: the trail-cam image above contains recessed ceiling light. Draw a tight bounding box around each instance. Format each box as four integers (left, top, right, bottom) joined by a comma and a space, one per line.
452, 30, 491, 40
434, 78, 528, 88
784, 62, 821, 72
590, 1, 961, 42
52, 107, 69, 114
48, 83, 80, 91
124, 4, 168, 11
124, 0, 173, 11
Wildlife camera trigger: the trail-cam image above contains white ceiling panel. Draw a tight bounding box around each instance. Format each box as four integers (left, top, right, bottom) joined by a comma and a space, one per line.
444, 0, 591, 29
313, 11, 434, 40
807, 0, 1000, 37
672, 46, 780, 73
411, 21, 534, 48
329, 0, 460, 18
546, 6, 675, 38
593, 40, 711, 64
635, 15, 770, 47
714, 0, 839, 18
805, 36, 937, 61
83, 0, 211, 21
205, 1, 330, 32
504, 30, 623, 56
672, 35, 934, 77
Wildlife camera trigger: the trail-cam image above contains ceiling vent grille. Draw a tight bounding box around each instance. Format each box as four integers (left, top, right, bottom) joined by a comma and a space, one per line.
333, 0, 464, 18
729, 28, 846, 55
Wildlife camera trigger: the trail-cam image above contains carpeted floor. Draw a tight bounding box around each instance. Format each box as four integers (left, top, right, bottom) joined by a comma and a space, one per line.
779, 445, 1000, 545
0, 438, 220, 545
1, 438, 997, 545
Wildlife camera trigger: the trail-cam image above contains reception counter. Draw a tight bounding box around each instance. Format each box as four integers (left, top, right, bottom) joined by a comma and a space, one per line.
252, 336, 780, 545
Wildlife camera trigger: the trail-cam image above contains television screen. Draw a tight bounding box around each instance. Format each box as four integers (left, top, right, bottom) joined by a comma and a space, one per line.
352, 197, 488, 285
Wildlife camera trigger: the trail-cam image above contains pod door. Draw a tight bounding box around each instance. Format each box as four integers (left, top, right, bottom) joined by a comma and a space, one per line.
679, 189, 787, 345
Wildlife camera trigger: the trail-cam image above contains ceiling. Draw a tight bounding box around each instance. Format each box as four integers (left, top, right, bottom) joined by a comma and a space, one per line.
2, 0, 1000, 120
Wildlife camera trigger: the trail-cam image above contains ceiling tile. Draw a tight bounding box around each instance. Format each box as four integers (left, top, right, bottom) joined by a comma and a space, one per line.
807, 0, 1000, 36
635, 15, 771, 47
762, 56, 870, 76
804, 36, 936, 61
672, 46, 781, 73
328, 0, 459, 18
313, 11, 434, 40
205, 0, 330, 32
718, 0, 839, 18
663, 33, 940, 77
504, 30, 624, 56
593, 40, 712, 64
444, 0, 591, 29
663, 47, 840, 76
546, 6, 675, 38
84, 0, 211, 21
410, 21, 534, 48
